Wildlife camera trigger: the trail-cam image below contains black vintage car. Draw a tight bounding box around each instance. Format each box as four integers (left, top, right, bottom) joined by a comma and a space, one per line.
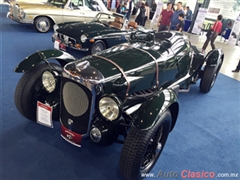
52, 12, 141, 54
14, 30, 223, 180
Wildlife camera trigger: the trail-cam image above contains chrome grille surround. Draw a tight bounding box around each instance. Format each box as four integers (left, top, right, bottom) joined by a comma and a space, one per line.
61, 60, 105, 137
12, 4, 19, 18
58, 33, 76, 46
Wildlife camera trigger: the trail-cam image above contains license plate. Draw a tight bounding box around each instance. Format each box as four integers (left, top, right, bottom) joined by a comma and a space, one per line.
61, 125, 82, 147
36, 101, 53, 128
54, 40, 66, 51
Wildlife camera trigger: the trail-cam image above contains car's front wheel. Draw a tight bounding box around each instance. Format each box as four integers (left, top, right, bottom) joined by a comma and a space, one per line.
120, 110, 172, 180
35, 16, 52, 33
200, 59, 222, 93
90, 40, 106, 54
14, 63, 62, 121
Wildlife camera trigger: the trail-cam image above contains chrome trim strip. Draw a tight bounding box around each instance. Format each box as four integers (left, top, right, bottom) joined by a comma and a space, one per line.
92, 55, 131, 96
60, 135, 81, 147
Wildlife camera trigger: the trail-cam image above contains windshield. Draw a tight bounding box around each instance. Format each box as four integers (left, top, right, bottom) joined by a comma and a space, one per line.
93, 13, 124, 28
47, 0, 67, 7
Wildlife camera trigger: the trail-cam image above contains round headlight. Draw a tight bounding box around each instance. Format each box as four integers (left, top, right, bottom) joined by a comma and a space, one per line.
98, 96, 120, 121
20, 9, 26, 18
53, 24, 59, 32
80, 34, 87, 43
42, 71, 56, 93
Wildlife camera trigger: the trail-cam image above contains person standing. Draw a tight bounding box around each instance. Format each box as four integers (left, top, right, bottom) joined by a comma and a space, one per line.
126, 0, 134, 20
176, 13, 185, 32
232, 60, 240, 72
143, 2, 150, 27
120, 3, 128, 18
202, 14, 223, 52
169, 2, 184, 30
135, 2, 146, 26
185, 6, 192, 20
157, 3, 173, 31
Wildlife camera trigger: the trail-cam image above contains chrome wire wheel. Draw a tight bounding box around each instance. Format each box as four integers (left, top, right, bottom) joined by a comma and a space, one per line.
90, 41, 105, 54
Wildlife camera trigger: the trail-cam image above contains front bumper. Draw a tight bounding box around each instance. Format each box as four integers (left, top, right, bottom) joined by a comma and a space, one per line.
7, 12, 33, 24
52, 34, 89, 52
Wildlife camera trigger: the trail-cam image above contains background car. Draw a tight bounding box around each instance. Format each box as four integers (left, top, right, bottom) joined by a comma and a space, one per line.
13, 30, 223, 180
52, 12, 141, 54
7, 0, 109, 32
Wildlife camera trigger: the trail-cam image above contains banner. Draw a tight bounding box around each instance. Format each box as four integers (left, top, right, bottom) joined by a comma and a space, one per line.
151, 1, 163, 25
228, 14, 240, 46
191, 8, 208, 35
206, 0, 240, 20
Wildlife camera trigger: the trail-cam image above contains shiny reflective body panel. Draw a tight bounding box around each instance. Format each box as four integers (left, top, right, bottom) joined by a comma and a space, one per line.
14, 31, 224, 137
7, 0, 108, 25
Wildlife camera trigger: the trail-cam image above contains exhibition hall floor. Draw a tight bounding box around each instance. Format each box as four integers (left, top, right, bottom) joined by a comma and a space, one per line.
0, 4, 240, 180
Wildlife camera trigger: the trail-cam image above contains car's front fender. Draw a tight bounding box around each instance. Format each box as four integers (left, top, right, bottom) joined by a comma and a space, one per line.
133, 89, 179, 131
205, 49, 224, 67
14, 49, 76, 73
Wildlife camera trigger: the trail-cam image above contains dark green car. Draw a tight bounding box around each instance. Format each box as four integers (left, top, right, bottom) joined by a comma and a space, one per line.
52, 12, 141, 54
14, 30, 224, 180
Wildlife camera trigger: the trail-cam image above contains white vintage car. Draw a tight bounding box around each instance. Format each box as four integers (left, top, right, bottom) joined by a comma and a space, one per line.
7, 0, 109, 32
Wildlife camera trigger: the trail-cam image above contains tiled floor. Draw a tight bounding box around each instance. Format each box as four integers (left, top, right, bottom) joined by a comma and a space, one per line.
144, 20, 240, 81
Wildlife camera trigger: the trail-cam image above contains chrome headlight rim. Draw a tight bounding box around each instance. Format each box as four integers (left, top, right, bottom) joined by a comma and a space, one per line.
53, 24, 59, 32
42, 71, 57, 93
80, 34, 88, 43
20, 9, 26, 18
98, 94, 122, 121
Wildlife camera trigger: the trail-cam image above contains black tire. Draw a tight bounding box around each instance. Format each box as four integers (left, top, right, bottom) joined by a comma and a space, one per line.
120, 110, 172, 180
200, 59, 222, 93
90, 40, 106, 54
35, 16, 52, 33
14, 63, 62, 121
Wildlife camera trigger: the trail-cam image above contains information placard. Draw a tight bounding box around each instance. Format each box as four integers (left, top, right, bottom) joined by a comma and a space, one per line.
37, 101, 53, 128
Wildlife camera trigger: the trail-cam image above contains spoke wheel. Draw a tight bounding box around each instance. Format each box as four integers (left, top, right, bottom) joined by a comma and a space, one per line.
200, 59, 222, 93
90, 41, 106, 54
120, 110, 172, 180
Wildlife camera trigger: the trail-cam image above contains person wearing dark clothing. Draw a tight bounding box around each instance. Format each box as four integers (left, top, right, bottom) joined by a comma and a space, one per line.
202, 14, 223, 52
170, 2, 184, 30
158, 2, 173, 31
176, 13, 184, 32
151, 1, 156, 12
135, 3, 146, 26
143, 2, 150, 27
232, 60, 240, 72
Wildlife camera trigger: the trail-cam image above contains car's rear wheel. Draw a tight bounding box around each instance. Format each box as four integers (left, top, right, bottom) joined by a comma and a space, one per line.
14, 63, 62, 121
35, 16, 52, 33
90, 40, 106, 54
200, 59, 222, 93
120, 110, 172, 180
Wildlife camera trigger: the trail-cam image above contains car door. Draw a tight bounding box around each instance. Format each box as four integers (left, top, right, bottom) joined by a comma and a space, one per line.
62, 0, 88, 22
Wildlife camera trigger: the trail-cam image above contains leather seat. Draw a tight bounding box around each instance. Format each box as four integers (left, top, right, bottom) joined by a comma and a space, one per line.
128, 21, 138, 29
110, 17, 124, 29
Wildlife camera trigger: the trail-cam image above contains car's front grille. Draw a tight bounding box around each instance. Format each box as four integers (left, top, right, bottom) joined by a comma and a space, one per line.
60, 78, 93, 134
12, 4, 19, 18
62, 81, 89, 117
58, 33, 76, 45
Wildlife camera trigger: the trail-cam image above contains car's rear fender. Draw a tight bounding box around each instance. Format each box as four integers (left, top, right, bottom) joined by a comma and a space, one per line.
205, 49, 224, 67
14, 49, 76, 73
133, 89, 179, 131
